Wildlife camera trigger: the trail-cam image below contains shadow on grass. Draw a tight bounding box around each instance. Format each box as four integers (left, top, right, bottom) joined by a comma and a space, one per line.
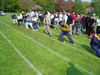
66, 62, 83, 75
81, 44, 95, 54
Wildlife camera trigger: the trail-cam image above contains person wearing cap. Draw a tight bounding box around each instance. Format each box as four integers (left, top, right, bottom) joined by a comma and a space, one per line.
90, 26, 100, 57
59, 21, 74, 44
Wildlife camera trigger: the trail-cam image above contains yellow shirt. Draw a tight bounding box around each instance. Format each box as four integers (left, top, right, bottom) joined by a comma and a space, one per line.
60, 23, 71, 32
95, 34, 100, 40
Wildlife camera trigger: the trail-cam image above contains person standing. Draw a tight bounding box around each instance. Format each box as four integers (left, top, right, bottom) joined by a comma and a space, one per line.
71, 12, 77, 34
54, 12, 59, 30
80, 14, 85, 33
67, 12, 74, 35
43, 12, 52, 37
88, 15, 96, 37
59, 21, 74, 44
85, 15, 90, 34
74, 15, 81, 35
97, 16, 100, 27
62, 11, 68, 24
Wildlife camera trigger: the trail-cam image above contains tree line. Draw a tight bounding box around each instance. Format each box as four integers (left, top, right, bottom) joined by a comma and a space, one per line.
0, 0, 99, 15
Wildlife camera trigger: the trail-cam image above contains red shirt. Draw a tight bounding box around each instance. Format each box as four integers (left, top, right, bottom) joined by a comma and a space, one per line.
82, 16, 85, 23
71, 14, 77, 21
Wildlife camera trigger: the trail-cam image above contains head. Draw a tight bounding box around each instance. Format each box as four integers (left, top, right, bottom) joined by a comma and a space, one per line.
72, 11, 75, 14
30, 10, 32, 12
17, 13, 20, 16
59, 21, 63, 25
90, 15, 94, 19
87, 14, 90, 17
77, 15, 80, 19
81, 14, 84, 17
97, 26, 100, 37
44, 11, 48, 15
68, 12, 71, 16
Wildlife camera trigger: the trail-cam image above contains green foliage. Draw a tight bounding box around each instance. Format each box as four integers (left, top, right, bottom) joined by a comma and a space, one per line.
0, 0, 20, 11
74, 0, 87, 15
91, 0, 100, 16
82, 2, 91, 8
0, 13, 100, 75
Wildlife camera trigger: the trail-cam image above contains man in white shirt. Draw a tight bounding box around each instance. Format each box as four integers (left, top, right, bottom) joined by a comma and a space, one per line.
54, 12, 59, 30
29, 10, 35, 17
17, 14, 23, 26
59, 12, 63, 21
62, 10, 68, 24
97, 16, 100, 26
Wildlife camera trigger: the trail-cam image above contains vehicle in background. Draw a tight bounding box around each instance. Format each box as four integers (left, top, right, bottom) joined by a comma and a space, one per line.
0, 11, 6, 16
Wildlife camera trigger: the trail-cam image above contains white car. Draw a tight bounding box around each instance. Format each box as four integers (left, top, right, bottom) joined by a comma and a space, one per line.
0, 11, 6, 16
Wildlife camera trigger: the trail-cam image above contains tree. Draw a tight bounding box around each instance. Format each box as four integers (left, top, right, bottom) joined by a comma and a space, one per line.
74, 0, 87, 15
0, 0, 20, 11
91, 0, 100, 16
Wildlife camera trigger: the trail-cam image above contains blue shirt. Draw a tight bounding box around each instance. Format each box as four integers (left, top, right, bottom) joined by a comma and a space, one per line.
11, 14, 17, 19
26, 17, 32, 23
90, 34, 100, 46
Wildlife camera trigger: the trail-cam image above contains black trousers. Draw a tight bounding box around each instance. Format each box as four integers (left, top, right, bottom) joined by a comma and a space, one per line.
87, 26, 95, 36
18, 19, 23, 25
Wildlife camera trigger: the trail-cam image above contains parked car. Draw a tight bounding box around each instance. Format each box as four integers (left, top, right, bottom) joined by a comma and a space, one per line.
0, 11, 6, 16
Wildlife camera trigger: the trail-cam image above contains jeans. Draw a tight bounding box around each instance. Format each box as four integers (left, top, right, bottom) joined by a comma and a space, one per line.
33, 22, 38, 30
54, 21, 59, 30
60, 32, 74, 43
91, 44, 100, 57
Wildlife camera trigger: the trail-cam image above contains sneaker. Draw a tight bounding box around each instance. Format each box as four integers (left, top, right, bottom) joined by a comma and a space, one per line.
63, 41, 65, 44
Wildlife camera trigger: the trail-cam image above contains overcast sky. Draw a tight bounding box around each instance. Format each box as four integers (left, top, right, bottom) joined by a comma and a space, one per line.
64, 0, 91, 2
81, 0, 91, 2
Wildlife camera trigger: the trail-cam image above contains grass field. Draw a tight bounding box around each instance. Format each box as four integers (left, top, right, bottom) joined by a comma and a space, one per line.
0, 13, 100, 75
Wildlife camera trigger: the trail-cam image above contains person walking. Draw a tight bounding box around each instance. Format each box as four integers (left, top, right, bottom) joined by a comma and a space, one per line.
43, 12, 52, 37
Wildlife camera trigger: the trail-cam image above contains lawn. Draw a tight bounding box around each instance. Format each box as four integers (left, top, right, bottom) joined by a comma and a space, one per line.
0, 13, 100, 75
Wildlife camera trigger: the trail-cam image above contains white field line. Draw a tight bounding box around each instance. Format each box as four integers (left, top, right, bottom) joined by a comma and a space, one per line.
3, 21, 99, 60
0, 31, 42, 75
35, 28, 100, 60
53, 32, 89, 46
3, 24, 93, 75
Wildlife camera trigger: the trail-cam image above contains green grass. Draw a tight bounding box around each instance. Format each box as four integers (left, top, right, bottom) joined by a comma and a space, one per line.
0, 13, 100, 75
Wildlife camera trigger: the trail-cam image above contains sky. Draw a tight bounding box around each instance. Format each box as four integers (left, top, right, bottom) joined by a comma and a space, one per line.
64, 0, 91, 2
81, 0, 91, 2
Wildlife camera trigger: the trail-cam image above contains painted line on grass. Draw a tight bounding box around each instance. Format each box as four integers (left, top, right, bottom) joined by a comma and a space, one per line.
54, 32, 89, 46
2, 19, 99, 60
36, 28, 99, 60
0, 31, 42, 75
4, 24, 93, 75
